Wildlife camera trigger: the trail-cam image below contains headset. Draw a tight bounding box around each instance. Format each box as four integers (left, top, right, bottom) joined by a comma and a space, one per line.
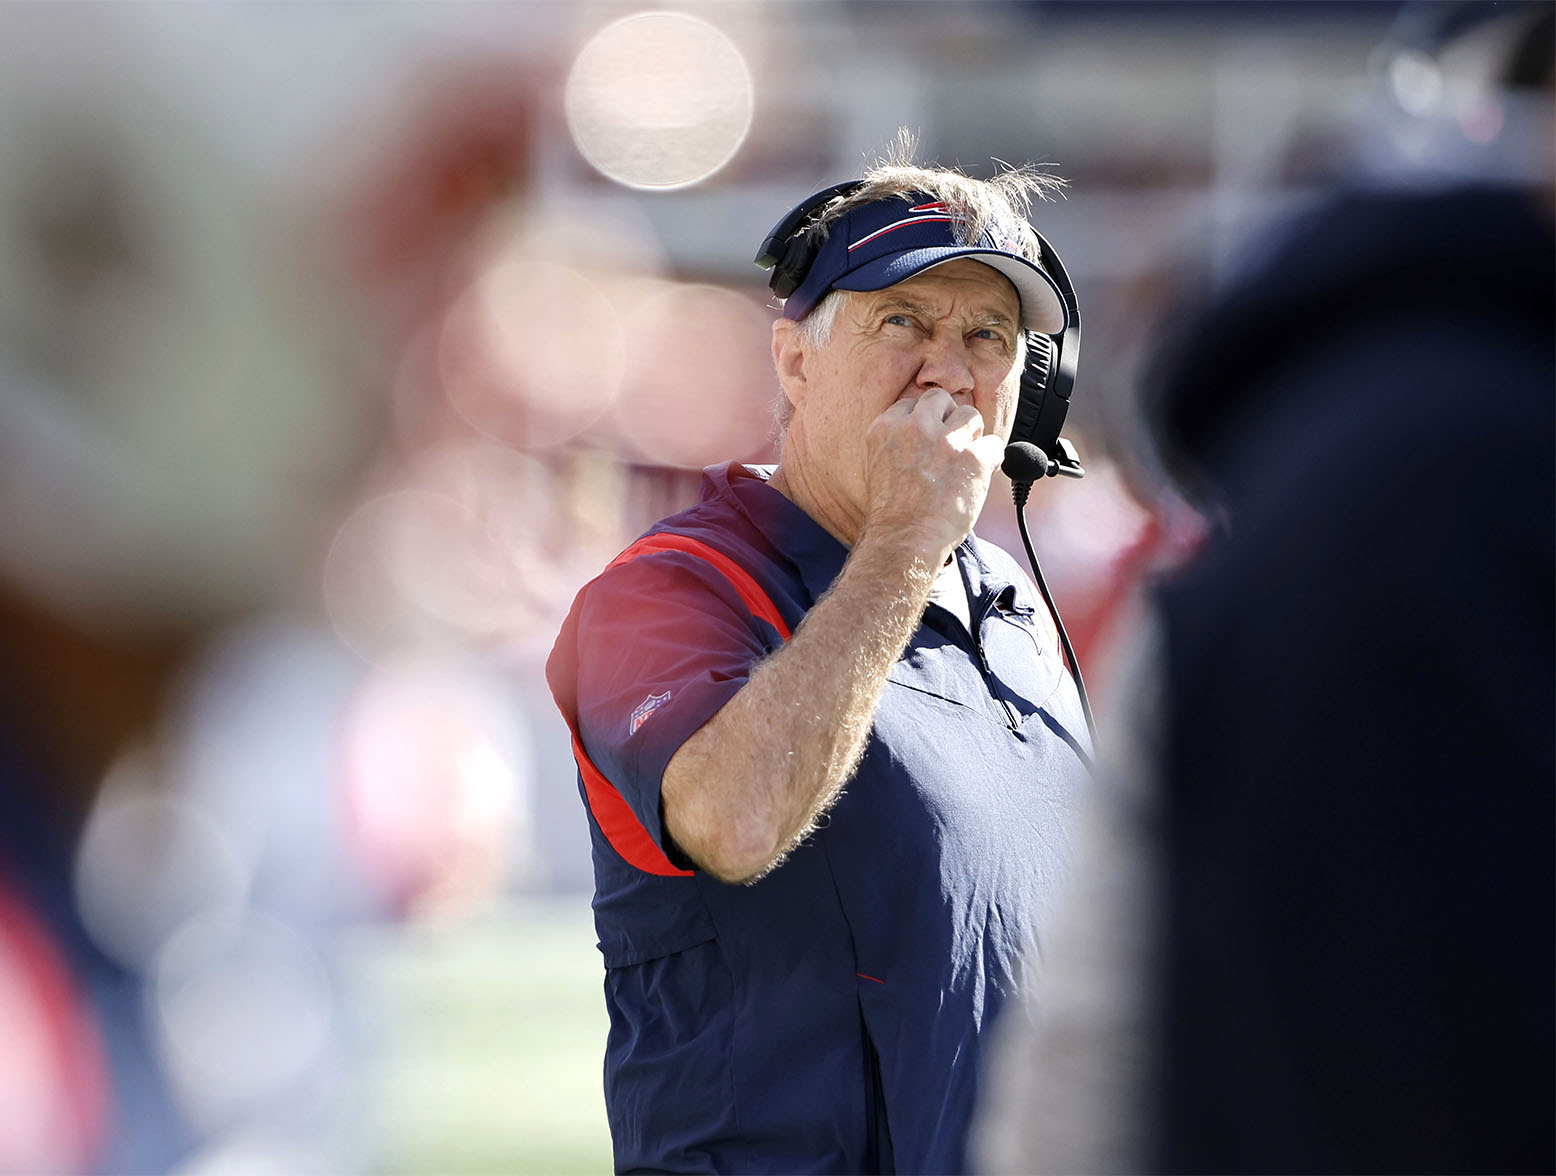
755, 180, 1086, 481
755, 180, 1097, 745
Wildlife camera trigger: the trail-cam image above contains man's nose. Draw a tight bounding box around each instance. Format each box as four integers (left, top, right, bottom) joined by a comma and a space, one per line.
914, 333, 975, 396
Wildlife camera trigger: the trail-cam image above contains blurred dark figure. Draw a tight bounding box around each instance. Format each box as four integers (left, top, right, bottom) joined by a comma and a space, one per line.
1147, 3, 1554, 1171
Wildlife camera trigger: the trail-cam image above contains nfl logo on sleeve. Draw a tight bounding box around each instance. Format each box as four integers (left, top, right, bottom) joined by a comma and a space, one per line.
630, 691, 671, 735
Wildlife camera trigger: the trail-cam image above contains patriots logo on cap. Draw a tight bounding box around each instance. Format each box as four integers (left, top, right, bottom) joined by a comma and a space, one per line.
848, 201, 958, 252
630, 691, 672, 735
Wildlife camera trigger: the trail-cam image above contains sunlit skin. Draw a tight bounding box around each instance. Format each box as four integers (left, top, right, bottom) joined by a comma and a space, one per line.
661, 258, 1034, 883
770, 258, 1026, 550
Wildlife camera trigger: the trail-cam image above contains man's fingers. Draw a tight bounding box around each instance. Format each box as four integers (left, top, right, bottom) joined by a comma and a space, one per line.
906, 387, 958, 421
944, 402, 985, 439
900, 390, 984, 433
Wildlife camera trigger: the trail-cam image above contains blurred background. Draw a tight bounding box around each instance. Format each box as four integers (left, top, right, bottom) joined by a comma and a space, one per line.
0, 1, 1538, 1172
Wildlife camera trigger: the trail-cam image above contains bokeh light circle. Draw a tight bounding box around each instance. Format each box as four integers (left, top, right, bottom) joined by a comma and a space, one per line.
438, 260, 625, 450
337, 657, 529, 918
321, 442, 626, 663
565, 12, 754, 189
613, 283, 777, 468
151, 910, 332, 1118
73, 767, 249, 972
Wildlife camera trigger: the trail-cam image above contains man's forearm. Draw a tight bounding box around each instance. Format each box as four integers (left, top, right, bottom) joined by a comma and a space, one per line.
662, 532, 940, 883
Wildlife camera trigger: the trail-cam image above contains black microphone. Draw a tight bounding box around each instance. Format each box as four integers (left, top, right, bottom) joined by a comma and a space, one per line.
1001, 441, 1049, 481
1002, 442, 1049, 507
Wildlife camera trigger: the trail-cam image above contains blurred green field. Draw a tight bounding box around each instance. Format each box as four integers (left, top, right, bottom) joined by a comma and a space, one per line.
341, 896, 613, 1174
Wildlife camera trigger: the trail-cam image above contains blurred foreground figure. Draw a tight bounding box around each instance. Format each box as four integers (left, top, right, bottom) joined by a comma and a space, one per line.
548, 148, 1092, 1173
1150, 113, 1554, 1176
976, 4, 1554, 1174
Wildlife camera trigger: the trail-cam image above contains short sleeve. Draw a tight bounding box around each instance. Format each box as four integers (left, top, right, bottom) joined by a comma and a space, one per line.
573, 548, 784, 855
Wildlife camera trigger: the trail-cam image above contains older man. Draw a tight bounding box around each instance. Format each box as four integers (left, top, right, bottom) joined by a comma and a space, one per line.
547, 159, 1091, 1173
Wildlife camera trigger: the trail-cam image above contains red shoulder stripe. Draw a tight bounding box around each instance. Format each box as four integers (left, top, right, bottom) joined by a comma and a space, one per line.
571, 533, 791, 877
607, 533, 792, 641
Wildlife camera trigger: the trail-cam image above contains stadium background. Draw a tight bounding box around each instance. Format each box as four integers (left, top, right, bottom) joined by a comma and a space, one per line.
0, 2, 1467, 1171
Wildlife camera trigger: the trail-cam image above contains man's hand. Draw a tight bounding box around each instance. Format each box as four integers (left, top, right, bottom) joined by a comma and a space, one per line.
861, 388, 1006, 565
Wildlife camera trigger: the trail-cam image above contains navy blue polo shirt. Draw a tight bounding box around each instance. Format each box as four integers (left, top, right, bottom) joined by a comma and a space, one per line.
547, 463, 1090, 1174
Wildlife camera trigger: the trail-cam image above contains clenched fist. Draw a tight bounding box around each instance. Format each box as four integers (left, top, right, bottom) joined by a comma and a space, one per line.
861, 387, 1006, 565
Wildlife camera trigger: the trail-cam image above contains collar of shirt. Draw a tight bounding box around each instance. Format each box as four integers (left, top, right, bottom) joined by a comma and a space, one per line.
709, 462, 1020, 619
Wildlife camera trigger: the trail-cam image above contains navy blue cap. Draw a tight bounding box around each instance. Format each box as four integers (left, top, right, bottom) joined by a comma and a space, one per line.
782, 193, 1067, 334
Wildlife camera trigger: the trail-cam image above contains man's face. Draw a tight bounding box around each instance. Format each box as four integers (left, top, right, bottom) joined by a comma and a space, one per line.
778, 258, 1025, 531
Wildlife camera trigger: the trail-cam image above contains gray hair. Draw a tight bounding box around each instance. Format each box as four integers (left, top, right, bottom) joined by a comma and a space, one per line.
770, 289, 850, 434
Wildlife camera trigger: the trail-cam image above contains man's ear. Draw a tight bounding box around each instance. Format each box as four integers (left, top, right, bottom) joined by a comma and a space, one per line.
771, 318, 808, 411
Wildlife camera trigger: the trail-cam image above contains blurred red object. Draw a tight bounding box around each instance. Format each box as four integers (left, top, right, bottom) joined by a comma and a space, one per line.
0, 877, 110, 1175
344, 69, 534, 291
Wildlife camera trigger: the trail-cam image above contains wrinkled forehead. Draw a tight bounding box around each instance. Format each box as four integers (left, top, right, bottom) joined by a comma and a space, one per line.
867, 257, 1023, 319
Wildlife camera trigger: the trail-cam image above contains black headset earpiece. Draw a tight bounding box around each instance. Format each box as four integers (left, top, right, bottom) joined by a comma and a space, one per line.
1008, 231, 1084, 480
754, 180, 865, 299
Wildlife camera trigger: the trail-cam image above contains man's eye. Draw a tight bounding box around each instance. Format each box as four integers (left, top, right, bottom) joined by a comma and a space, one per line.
884, 313, 914, 328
